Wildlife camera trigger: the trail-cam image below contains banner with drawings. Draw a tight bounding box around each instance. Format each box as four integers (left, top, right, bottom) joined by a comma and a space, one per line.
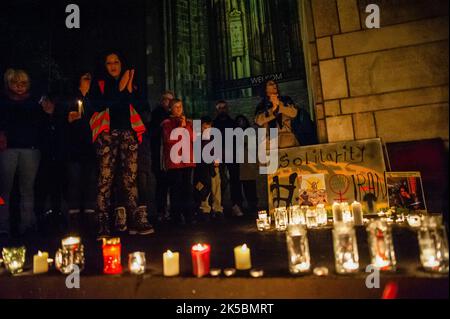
267, 138, 389, 214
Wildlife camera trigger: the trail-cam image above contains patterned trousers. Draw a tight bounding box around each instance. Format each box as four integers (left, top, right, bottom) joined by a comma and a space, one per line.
95, 130, 139, 220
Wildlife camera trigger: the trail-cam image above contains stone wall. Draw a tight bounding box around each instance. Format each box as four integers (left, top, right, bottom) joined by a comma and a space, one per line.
300, 0, 449, 144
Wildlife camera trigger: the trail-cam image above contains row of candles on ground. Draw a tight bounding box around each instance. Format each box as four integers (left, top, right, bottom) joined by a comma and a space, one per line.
255, 201, 366, 232
256, 201, 429, 232
0, 237, 260, 277
1, 214, 448, 276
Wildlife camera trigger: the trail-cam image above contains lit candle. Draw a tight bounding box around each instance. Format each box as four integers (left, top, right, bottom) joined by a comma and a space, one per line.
374, 255, 391, 269
332, 202, 343, 223
191, 243, 211, 278
163, 250, 180, 277
343, 260, 359, 271
234, 244, 252, 270
422, 248, 440, 268
62, 236, 81, 250
351, 201, 363, 226
77, 100, 84, 115
343, 210, 353, 223
128, 252, 146, 275
102, 238, 122, 275
33, 251, 49, 274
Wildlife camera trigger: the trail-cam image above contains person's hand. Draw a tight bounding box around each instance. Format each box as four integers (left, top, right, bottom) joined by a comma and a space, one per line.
0, 131, 7, 151
119, 70, 130, 92
127, 69, 135, 93
41, 98, 55, 114
180, 115, 187, 127
270, 95, 279, 112
79, 73, 91, 97
68, 111, 82, 123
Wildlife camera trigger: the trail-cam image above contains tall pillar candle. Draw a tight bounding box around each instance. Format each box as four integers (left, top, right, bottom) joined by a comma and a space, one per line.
163, 250, 180, 277
332, 202, 343, 223
234, 244, 252, 270
33, 251, 49, 274
191, 244, 211, 278
351, 201, 364, 226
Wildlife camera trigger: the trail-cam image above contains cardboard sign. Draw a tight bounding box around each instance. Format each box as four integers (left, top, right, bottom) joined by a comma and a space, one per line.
267, 138, 388, 214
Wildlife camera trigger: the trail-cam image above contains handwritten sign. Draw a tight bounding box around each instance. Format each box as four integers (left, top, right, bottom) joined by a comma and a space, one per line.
267, 138, 388, 214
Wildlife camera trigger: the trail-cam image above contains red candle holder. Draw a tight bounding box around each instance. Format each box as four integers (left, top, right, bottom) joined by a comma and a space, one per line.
102, 238, 122, 275
191, 243, 211, 278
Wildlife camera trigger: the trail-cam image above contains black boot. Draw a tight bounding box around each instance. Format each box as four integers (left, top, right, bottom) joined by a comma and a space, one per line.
96, 212, 111, 241
129, 206, 154, 235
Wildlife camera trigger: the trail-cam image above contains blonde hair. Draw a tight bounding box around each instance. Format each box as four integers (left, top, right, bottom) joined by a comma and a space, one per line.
4, 68, 31, 91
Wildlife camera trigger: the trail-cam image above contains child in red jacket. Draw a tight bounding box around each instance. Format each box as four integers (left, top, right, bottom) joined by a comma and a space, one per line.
161, 99, 196, 224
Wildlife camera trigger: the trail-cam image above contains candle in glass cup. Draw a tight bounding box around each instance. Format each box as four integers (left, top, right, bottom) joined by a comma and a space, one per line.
191, 243, 211, 277
2, 247, 26, 275
62, 236, 81, 251
33, 251, 49, 274
351, 201, 364, 226
316, 204, 328, 226
256, 219, 265, 231
332, 202, 343, 223
163, 250, 180, 277
128, 252, 146, 275
102, 238, 122, 275
306, 209, 318, 228
234, 244, 252, 270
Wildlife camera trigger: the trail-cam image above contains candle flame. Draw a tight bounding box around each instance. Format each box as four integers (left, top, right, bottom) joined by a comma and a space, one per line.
38, 251, 42, 256
242, 244, 248, 250
167, 250, 173, 257
193, 243, 206, 251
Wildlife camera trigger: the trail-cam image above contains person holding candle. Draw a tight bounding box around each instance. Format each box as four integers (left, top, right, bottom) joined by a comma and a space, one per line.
161, 99, 196, 225
90, 51, 153, 239
64, 71, 98, 233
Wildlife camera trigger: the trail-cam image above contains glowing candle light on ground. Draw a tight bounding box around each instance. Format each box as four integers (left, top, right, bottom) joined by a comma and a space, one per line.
33, 251, 49, 274
191, 244, 211, 278
62, 237, 81, 250
234, 244, 252, 270
102, 238, 122, 275
163, 250, 180, 277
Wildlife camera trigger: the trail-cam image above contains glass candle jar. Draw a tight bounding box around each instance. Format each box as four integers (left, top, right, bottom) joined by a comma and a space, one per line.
285, 224, 311, 274
366, 219, 397, 271
288, 205, 301, 225
257, 210, 271, 230
274, 207, 288, 231
316, 204, 328, 226
256, 218, 265, 231
2, 246, 26, 275
299, 206, 308, 225
332, 202, 343, 223
55, 245, 85, 274
351, 201, 364, 226
102, 238, 122, 275
306, 209, 318, 228
332, 222, 359, 274
418, 216, 449, 273
128, 252, 146, 275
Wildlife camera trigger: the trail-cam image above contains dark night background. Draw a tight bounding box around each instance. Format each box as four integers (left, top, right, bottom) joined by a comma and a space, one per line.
0, 0, 151, 101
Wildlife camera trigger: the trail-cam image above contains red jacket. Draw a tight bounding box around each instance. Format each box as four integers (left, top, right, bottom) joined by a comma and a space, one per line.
161, 117, 196, 170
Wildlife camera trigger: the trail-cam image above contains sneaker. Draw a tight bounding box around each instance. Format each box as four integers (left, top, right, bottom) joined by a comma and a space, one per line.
114, 207, 127, 232
96, 213, 111, 241
231, 204, 244, 217
129, 206, 155, 235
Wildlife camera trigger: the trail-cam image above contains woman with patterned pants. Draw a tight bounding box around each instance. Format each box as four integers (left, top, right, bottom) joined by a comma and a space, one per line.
90, 51, 153, 239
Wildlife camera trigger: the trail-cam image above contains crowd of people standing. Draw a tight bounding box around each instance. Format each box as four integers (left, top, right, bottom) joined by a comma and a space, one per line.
0, 51, 316, 241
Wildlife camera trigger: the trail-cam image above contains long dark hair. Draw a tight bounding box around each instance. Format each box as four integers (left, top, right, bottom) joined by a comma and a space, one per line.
99, 49, 129, 80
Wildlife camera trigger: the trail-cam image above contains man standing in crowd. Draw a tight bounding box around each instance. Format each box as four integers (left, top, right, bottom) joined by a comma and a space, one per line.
213, 100, 244, 217
149, 91, 174, 222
